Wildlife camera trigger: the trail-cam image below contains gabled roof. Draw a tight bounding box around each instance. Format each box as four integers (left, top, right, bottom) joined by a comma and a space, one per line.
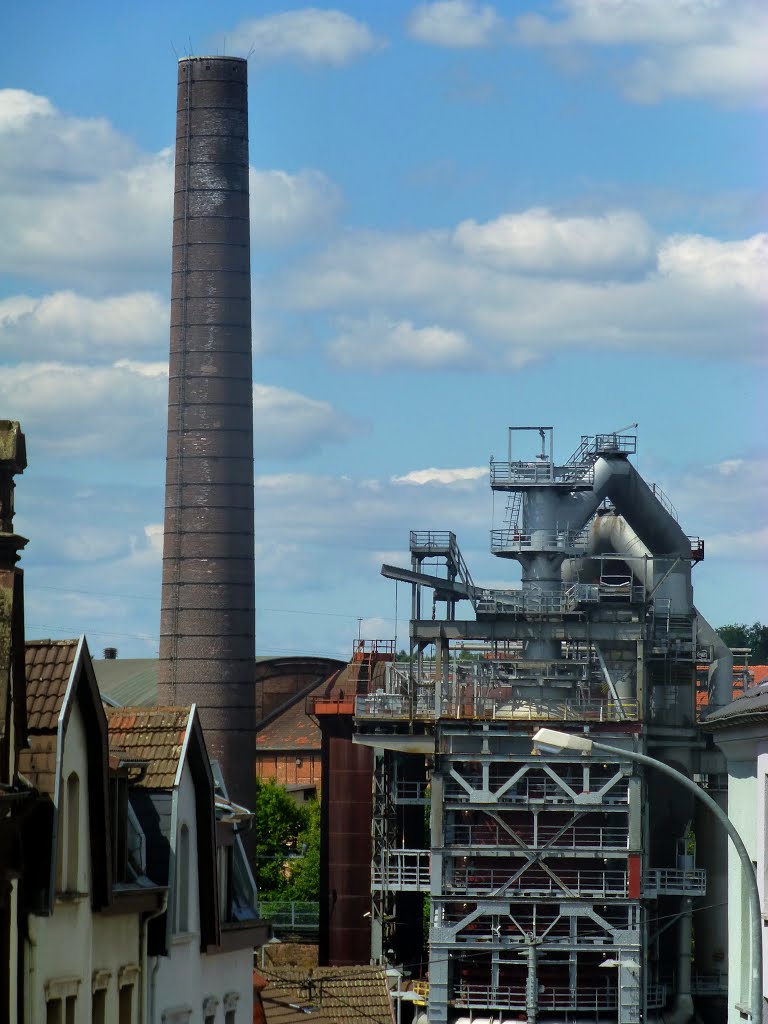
258, 966, 395, 1024
106, 707, 193, 789
106, 703, 219, 951
25, 639, 79, 732
19, 637, 112, 911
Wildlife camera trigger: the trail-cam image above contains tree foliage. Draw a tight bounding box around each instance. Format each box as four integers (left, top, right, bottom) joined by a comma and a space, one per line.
252, 777, 320, 901
716, 623, 768, 663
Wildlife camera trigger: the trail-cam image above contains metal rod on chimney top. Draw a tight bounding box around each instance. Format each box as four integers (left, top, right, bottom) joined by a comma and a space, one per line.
159, 56, 255, 814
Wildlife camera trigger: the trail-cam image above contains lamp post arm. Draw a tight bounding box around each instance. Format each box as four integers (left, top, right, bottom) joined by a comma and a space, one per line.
589, 738, 762, 1023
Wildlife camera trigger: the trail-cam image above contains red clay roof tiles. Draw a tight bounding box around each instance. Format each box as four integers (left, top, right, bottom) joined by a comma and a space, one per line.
106, 706, 192, 790
25, 639, 79, 731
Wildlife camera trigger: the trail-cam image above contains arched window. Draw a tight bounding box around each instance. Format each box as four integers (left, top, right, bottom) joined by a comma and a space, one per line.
65, 772, 80, 893
176, 824, 190, 933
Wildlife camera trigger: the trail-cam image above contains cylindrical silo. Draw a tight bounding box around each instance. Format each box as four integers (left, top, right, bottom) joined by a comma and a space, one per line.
159, 56, 255, 813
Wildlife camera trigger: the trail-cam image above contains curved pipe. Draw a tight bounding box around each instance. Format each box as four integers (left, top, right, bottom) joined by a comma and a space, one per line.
559, 455, 690, 559
695, 611, 733, 709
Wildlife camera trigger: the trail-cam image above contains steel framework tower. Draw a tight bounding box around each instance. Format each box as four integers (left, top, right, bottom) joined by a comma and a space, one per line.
352, 427, 730, 1024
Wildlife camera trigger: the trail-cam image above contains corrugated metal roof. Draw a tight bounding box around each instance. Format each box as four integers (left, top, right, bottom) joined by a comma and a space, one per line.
93, 655, 313, 708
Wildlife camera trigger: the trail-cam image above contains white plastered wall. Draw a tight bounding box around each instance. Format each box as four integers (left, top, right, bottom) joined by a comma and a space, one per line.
24, 702, 141, 1024
152, 763, 254, 1024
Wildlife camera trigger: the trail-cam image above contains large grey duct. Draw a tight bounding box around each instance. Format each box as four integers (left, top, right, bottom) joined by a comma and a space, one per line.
159, 56, 255, 812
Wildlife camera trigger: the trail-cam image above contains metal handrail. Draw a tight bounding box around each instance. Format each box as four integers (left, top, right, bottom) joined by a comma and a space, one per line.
355, 692, 639, 724
448, 866, 629, 897
456, 981, 664, 1011
447, 823, 629, 849
490, 528, 589, 552
255, 900, 320, 933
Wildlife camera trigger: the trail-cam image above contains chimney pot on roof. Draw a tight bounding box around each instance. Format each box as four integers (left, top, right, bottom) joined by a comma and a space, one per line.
104, 647, 118, 660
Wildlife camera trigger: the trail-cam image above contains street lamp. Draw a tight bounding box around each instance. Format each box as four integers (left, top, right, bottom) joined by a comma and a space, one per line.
532, 727, 762, 1023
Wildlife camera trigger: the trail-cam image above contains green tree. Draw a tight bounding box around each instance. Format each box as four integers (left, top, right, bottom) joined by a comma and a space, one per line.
716, 623, 768, 663
282, 797, 320, 902
252, 778, 320, 901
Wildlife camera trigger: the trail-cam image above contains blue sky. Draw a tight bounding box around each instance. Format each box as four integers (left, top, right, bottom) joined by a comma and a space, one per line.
1, 0, 765, 660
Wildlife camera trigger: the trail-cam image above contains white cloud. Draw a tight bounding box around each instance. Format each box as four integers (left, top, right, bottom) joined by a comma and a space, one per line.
408, 1, 503, 47
249, 168, 342, 246
223, 8, 384, 65
392, 466, 487, 486
0, 290, 168, 358
514, 0, 768, 106
453, 208, 654, 275
329, 315, 472, 369
0, 89, 341, 287
0, 360, 358, 461
0, 88, 139, 186
0, 360, 168, 457
280, 214, 767, 364
252, 383, 361, 457
657, 233, 767, 299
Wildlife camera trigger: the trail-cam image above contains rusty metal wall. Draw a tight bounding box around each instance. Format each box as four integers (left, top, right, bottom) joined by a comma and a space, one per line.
319, 723, 373, 966
159, 57, 255, 812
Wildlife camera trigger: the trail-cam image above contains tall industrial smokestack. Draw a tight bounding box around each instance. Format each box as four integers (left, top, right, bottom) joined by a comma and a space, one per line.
159, 56, 255, 813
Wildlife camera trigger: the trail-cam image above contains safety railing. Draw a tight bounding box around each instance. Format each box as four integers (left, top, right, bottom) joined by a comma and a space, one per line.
443, 775, 630, 806
455, 981, 662, 1011
355, 691, 639, 723
409, 530, 455, 554
448, 867, 629, 898
475, 697, 639, 723
651, 482, 678, 521
394, 780, 430, 802
255, 901, 320, 937
475, 583, 601, 616
490, 528, 589, 554
691, 972, 727, 995
372, 850, 430, 892
490, 459, 598, 487
645, 867, 707, 896
447, 823, 629, 850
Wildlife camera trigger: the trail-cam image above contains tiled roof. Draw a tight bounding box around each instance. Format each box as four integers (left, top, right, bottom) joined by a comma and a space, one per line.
697, 666, 768, 712
25, 639, 79, 731
18, 733, 58, 797
258, 966, 395, 1024
106, 707, 192, 789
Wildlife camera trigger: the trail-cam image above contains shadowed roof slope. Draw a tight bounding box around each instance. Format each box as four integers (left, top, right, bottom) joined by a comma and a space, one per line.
106, 706, 192, 789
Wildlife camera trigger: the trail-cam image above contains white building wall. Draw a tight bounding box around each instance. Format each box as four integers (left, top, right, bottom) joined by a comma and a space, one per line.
24, 704, 142, 1024
152, 765, 254, 1024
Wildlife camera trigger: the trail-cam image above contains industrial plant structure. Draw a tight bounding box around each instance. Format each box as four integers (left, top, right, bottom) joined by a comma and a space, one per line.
158, 56, 256, 814
318, 427, 734, 1024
